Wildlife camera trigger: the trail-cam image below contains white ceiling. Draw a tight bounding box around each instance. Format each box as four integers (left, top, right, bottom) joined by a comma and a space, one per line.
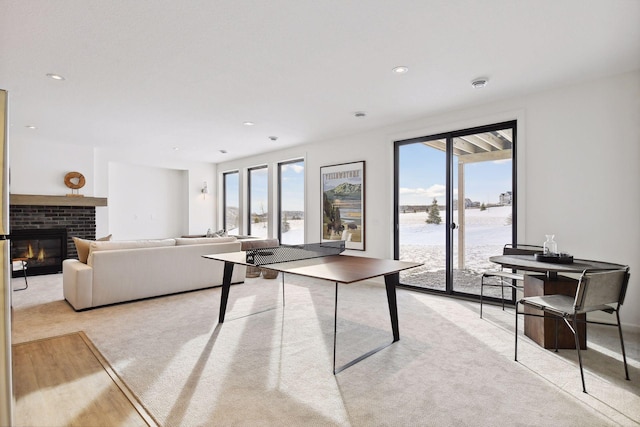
1, 1, 639, 164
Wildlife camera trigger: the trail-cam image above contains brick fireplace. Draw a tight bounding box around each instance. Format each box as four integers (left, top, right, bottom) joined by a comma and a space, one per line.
9, 195, 107, 275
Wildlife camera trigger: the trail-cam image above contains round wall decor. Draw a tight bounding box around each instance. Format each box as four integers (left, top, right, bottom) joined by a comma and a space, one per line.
64, 171, 86, 189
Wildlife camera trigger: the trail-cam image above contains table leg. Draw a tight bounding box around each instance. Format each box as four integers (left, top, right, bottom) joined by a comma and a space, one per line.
334, 275, 400, 374
218, 261, 235, 324
333, 281, 338, 374
384, 274, 400, 342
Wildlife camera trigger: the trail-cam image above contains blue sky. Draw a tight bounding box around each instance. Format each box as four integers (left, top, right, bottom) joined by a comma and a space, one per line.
280, 162, 305, 211
249, 167, 268, 215
399, 143, 512, 206
235, 144, 511, 216
226, 161, 305, 214
239, 162, 305, 214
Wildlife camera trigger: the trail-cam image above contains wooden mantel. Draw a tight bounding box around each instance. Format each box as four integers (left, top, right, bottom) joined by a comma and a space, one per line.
10, 194, 108, 207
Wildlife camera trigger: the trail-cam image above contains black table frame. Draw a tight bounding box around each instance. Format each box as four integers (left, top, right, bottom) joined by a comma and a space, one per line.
208, 253, 420, 374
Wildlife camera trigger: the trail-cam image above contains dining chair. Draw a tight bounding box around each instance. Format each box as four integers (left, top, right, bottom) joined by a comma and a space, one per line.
12, 259, 28, 291
515, 267, 630, 393
480, 243, 543, 318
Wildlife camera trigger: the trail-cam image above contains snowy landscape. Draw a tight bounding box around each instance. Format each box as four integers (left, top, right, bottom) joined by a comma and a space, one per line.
241, 205, 514, 297
399, 205, 512, 295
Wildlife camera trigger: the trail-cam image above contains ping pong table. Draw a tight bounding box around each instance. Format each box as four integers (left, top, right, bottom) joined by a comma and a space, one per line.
203, 242, 421, 374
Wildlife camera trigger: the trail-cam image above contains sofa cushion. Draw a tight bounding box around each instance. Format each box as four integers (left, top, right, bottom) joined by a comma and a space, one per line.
87, 238, 176, 266
175, 236, 237, 245
72, 234, 112, 263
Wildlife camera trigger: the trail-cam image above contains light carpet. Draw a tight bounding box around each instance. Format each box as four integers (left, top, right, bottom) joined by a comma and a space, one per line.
11, 274, 640, 426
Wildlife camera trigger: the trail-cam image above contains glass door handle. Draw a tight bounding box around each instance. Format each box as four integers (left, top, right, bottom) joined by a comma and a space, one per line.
451, 223, 458, 229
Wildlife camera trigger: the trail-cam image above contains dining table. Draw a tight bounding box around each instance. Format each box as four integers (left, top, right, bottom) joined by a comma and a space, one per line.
488, 254, 627, 349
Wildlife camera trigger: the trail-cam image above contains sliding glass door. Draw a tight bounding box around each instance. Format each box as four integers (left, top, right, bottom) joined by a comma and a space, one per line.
396, 139, 447, 291
395, 121, 516, 300
451, 131, 514, 296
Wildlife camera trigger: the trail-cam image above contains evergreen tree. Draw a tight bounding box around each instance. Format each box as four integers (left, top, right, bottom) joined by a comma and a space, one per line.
480, 202, 487, 211
426, 198, 442, 224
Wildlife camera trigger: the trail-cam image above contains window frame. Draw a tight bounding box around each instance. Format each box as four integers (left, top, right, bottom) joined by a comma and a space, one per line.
247, 165, 268, 237
277, 158, 305, 244
222, 170, 240, 235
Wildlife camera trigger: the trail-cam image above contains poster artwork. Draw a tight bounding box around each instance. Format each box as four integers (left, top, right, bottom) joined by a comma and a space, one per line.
321, 161, 365, 250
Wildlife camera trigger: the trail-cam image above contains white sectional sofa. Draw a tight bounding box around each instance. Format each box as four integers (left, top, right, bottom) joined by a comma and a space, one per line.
63, 237, 246, 310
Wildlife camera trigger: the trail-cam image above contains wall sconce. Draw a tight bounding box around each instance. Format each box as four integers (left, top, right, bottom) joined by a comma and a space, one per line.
201, 181, 208, 199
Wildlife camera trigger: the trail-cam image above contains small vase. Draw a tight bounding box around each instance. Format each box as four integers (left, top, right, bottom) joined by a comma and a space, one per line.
543, 234, 557, 255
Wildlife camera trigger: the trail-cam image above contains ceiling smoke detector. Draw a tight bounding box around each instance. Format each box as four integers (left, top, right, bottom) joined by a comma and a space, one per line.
354, 111, 366, 118
268, 136, 278, 141
471, 78, 488, 89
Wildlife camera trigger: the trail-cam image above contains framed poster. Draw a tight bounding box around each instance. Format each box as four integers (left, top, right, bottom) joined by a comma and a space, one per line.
321, 161, 365, 250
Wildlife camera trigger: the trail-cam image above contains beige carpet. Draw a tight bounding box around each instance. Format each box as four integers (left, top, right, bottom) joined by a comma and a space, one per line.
11, 274, 640, 426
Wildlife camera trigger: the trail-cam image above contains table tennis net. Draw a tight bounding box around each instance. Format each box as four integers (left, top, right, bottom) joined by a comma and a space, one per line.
246, 241, 345, 266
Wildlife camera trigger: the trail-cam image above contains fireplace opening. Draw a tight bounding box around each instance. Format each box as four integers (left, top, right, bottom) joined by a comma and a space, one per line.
10, 228, 67, 277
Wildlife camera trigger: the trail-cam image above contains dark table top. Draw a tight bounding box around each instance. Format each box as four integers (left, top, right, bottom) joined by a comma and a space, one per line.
204, 251, 422, 284
489, 254, 626, 274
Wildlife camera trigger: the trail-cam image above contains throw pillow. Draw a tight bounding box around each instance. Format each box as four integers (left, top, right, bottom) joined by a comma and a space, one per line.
72, 234, 112, 263
86, 238, 176, 266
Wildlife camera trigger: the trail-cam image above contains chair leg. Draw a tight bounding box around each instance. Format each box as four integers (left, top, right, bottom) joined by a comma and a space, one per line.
554, 317, 559, 353
13, 262, 28, 292
514, 301, 519, 361
22, 265, 28, 289
565, 316, 587, 393
615, 310, 630, 381
501, 279, 505, 311
480, 278, 484, 318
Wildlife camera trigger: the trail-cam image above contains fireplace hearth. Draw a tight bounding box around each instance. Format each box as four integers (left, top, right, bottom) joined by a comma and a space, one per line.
10, 228, 67, 277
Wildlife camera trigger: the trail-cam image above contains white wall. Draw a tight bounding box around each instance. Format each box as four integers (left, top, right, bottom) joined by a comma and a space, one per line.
217, 70, 640, 330
108, 162, 187, 239
10, 140, 95, 195
93, 148, 216, 238
9, 140, 217, 239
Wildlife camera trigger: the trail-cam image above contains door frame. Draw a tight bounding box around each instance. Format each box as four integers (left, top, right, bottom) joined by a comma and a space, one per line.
394, 120, 518, 300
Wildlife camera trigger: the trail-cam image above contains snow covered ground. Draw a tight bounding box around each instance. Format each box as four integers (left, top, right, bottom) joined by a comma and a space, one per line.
399, 206, 512, 294
253, 206, 512, 268
249, 207, 513, 296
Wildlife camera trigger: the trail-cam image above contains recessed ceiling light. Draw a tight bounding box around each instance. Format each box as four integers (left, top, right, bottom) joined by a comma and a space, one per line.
243, 121, 255, 126
392, 66, 408, 74
354, 111, 366, 118
172, 147, 179, 151
471, 77, 488, 89
25, 125, 37, 129
46, 73, 65, 81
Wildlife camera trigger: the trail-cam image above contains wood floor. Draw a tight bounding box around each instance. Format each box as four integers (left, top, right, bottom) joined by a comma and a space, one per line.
12, 331, 158, 427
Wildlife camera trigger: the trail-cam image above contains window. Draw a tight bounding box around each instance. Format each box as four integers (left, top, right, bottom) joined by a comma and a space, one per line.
223, 171, 239, 235
247, 166, 268, 238
278, 159, 305, 244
